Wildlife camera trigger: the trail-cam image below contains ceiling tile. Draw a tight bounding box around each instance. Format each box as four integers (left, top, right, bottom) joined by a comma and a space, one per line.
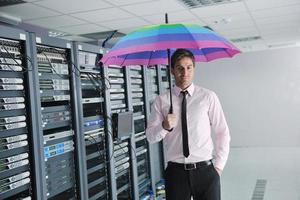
71, 7, 134, 23
260, 27, 299, 37
191, 1, 247, 18
100, 18, 150, 30
211, 19, 255, 31
55, 24, 110, 34
255, 14, 300, 25
177, 19, 206, 26
260, 21, 299, 30
109, 0, 158, 6
219, 27, 260, 39
26, 15, 85, 29
34, 0, 112, 14
203, 13, 255, 31
118, 27, 140, 34
263, 32, 299, 44
235, 40, 268, 52
251, 4, 300, 19
0, 3, 60, 20
142, 10, 198, 24
245, 0, 300, 10
121, 0, 185, 16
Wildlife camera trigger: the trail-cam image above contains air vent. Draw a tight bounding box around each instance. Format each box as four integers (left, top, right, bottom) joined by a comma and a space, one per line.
178, 0, 242, 8
231, 36, 262, 43
251, 179, 267, 200
0, 0, 26, 7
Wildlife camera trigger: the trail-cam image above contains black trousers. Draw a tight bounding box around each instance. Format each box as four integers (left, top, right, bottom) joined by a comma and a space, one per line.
165, 162, 220, 200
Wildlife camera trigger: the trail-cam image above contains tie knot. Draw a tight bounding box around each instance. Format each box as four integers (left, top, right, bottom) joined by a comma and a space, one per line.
181, 90, 188, 96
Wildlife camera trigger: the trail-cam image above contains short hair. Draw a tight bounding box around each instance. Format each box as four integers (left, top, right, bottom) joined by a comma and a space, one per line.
171, 49, 195, 68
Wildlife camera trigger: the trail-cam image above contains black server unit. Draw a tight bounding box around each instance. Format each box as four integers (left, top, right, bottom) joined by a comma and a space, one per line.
129, 65, 153, 200
107, 66, 133, 200
0, 32, 33, 200
77, 48, 109, 200
34, 39, 78, 199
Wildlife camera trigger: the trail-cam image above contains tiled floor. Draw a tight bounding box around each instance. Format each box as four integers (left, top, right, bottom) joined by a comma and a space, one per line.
221, 147, 300, 200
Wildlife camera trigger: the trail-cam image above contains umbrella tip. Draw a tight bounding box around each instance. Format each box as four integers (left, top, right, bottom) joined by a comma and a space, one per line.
165, 13, 168, 24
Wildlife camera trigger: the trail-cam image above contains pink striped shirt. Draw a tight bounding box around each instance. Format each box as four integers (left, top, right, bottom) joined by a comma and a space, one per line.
146, 83, 230, 170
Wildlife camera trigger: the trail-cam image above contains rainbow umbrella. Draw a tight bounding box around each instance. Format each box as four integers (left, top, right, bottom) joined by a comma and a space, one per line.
101, 21, 241, 113
101, 23, 240, 65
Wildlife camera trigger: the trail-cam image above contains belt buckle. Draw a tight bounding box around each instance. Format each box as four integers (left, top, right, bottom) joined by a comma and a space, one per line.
184, 163, 197, 170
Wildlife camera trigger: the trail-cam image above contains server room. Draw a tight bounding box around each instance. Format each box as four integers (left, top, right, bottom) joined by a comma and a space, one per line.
0, 0, 299, 200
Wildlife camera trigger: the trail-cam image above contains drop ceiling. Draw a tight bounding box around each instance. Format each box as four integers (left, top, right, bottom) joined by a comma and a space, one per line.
0, 0, 299, 52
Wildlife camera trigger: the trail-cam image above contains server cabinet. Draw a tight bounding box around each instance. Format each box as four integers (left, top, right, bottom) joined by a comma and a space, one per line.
72, 42, 109, 200
145, 65, 166, 199
128, 65, 154, 200
106, 65, 134, 200
0, 25, 38, 200
0, 24, 172, 200
29, 34, 80, 200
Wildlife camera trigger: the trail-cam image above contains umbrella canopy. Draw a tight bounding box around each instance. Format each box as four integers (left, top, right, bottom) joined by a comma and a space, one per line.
101, 23, 241, 66
100, 22, 241, 113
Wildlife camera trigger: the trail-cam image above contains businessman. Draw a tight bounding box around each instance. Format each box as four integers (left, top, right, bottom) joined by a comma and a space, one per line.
146, 49, 230, 200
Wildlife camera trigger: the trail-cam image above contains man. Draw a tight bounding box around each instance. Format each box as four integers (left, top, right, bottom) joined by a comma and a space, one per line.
146, 49, 230, 200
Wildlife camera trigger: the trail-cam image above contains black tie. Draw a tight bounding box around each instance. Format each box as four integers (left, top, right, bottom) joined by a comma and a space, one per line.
181, 91, 189, 157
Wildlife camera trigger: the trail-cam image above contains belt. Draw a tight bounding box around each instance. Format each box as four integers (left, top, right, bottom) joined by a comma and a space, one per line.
168, 160, 213, 170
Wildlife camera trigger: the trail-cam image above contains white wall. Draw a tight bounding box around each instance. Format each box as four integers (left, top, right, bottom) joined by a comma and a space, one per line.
194, 47, 300, 147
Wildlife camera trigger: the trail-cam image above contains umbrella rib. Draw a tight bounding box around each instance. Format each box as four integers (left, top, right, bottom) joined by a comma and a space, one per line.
180, 24, 209, 62
147, 51, 153, 66
180, 24, 201, 49
120, 54, 128, 67
224, 48, 233, 58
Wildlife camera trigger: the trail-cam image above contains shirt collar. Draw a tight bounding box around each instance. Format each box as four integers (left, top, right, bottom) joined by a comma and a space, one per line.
173, 83, 195, 97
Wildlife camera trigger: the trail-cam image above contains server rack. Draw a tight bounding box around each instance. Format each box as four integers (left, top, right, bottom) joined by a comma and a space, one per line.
105, 65, 136, 200
72, 42, 109, 200
0, 25, 37, 200
0, 24, 171, 200
129, 65, 154, 200
146, 65, 167, 199
29, 34, 80, 200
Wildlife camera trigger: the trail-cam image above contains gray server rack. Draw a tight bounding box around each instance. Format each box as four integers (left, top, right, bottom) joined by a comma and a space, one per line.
129, 65, 154, 200
0, 24, 171, 200
106, 65, 134, 200
0, 25, 36, 200
29, 34, 79, 200
72, 42, 109, 200
146, 65, 166, 200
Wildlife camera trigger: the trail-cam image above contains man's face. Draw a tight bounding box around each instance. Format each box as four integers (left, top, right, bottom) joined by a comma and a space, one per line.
171, 56, 195, 89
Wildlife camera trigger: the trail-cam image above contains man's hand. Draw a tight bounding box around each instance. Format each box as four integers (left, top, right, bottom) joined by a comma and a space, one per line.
162, 114, 177, 131
215, 167, 222, 176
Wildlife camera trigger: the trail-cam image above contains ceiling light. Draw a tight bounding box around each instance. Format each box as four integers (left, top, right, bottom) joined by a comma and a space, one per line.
0, 12, 22, 25
230, 36, 261, 43
48, 30, 68, 38
268, 42, 296, 49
